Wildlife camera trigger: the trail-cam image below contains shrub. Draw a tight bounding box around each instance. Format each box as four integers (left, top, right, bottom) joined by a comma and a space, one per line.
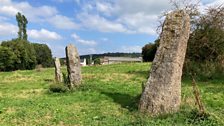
183, 60, 224, 80
1, 39, 37, 71
0, 46, 16, 71
49, 83, 68, 93
142, 39, 159, 62
62, 72, 69, 86
33, 43, 53, 67
93, 58, 101, 65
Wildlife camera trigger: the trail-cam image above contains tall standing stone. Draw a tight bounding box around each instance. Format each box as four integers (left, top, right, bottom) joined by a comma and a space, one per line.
139, 10, 190, 115
54, 58, 62, 83
65, 44, 82, 88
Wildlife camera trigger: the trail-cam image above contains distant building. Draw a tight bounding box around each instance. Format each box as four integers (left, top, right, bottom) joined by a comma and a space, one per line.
80, 58, 87, 66
102, 56, 142, 65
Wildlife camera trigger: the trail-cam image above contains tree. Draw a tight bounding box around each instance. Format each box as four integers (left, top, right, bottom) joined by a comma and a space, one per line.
22, 15, 28, 40
0, 46, 16, 71
33, 43, 53, 67
1, 39, 37, 70
93, 58, 101, 65
184, 6, 224, 78
16, 12, 22, 39
16, 12, 28, 40
142, 39, 159, 62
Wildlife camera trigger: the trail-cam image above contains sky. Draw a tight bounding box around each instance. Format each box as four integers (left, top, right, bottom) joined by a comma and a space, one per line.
0, 0, 223, 57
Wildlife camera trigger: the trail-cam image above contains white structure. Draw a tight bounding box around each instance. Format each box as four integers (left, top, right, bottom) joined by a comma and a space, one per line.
102, 56, 142, 65
80, 58, 87, 66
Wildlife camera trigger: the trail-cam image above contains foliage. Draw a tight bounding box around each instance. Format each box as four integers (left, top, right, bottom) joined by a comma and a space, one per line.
49, 83, 68, 93
93, 58, 101, 65
183, 61, 224, 80
0, 13, 53, 71
142, 39, 159, 62
33, 43, 53, 67
62, 72, 69, 86
184, 6, 224, 78
1, 39, 37, 71
0, 46, 16, 71
16, 12, 28, 40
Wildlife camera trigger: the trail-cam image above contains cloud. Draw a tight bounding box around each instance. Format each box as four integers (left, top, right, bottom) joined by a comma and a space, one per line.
96, 2, 113, 16
114, 0, 171, 15
205, 0, 224, 7
0, 16, 9, 21
101, 38, 109, 41
75, 0, 223, 35
75, 0, 171, 35
78, 13, 129, 33
117, 12, 158, 35
0, 22, 17, 37
48, 44, 65, 57
0, 1, 58, 22
48, 15, 79, 29
28, 28, 62, 41
0, 0, 79, 30
71, 33, 97, 46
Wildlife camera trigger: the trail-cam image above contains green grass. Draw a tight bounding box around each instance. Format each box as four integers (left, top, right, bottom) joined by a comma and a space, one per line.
0, 63, 224, 125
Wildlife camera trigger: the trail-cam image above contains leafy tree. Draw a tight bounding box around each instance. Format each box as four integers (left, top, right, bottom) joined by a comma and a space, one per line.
93, 58, 101, 65
142, 39, 159, 62
1, 39, 37, 70
186, 6, 224, 62
184, 6, 224, 78
33, 43, 53, 67
0, 46, 16, 71
22, 15, 28, 40
16, 12, 28, 40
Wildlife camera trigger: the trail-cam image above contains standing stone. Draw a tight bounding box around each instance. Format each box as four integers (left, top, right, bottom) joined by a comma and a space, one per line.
139, 10, 190, 115
65, 44, 82, 88
54, 58, 62, 83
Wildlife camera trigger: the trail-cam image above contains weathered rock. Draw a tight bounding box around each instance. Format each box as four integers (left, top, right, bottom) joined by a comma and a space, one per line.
65, 44, 82, 88
139, 10, 190, 115
54, 58, 62, 83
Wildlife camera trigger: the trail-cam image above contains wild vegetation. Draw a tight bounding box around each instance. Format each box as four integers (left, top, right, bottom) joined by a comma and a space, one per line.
0, 63, 223, 125
142, 6, 224, 79
0, 12, 53, 71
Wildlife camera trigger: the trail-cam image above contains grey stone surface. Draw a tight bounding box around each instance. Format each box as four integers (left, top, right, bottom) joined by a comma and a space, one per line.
139, 10, 191, 115
65, 44, 82, 88
54, 58, 62, 83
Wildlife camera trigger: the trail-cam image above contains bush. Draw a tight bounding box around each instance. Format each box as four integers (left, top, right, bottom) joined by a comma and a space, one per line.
62, 72, 69, 86
93, 58, 101, 65
33, 43, 53, 67
183, 6, 224, 79
49, 83, 68, 93
0, 46, 16, 71
183, 61, 224, 80
142, 39, 159, 62
1, 39, 37, 71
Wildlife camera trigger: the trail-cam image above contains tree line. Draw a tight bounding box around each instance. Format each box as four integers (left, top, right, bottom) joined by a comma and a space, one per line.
142, 6, 224, 79
0, 12, 53, 71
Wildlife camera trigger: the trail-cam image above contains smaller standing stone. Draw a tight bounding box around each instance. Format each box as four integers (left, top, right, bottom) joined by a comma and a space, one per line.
54, 58, 62, 83
65, 44, 82, 88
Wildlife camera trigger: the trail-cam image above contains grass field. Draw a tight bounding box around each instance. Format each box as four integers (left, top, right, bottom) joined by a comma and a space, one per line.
0, 63, 224, 126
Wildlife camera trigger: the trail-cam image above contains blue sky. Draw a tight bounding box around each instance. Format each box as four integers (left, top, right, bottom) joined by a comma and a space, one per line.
0, 0, 223, 57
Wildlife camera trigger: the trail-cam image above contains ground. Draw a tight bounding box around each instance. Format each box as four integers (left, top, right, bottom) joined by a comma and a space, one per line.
0, 63, 223, 126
